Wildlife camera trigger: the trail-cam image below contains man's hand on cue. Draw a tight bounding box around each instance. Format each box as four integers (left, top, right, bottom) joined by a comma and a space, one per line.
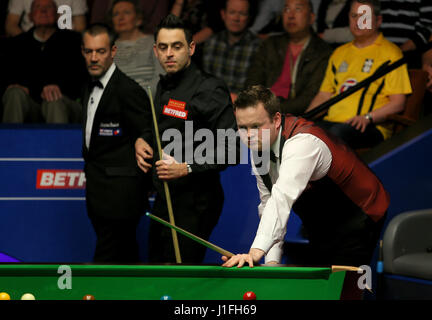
156, 152, 188, 180
221, 248, 265, 268
135, 138, 153, 173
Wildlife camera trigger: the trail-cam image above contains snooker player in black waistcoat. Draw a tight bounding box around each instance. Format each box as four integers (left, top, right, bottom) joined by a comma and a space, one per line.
81, 24, 152, 263
135, 15, 239, 263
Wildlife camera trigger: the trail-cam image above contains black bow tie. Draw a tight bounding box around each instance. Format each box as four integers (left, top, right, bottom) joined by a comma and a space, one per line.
89, 80, 103, 90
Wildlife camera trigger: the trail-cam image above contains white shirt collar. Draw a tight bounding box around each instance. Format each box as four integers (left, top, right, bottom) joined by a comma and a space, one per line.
271, 127, 282, 159
97, 63, 116, 88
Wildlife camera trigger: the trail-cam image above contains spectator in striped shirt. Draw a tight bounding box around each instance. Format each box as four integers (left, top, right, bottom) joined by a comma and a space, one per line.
110, 0, 165, 97
380, 0, 432, 52
202, 0, 261, 101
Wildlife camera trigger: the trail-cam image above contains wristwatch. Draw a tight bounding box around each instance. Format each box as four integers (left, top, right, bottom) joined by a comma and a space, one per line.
364, 113, 373, 124
186, 164, 192, 174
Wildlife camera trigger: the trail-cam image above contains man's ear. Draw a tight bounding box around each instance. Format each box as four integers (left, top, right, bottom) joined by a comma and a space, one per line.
111, 45, 117, 58
221, 9, 226, 22
273, 112, 282, 129
376, 14, 383, 29
189, 40, 196, 57
309, 12, 316, 26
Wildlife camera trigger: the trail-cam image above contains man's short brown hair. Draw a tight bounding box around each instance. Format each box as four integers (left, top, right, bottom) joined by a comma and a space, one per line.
234, 85, 281, 119
83, 23, 117, 47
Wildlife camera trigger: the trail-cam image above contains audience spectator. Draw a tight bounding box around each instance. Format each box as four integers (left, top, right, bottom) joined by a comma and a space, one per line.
316, 0, 353, 47
2, 0, 88, 123
110, 0, 165, 97
249, 0, 321, 37
380, 0, 432, 52
90, 0, 170, 34
245, 0, 333, 115
305, 0, 412, 149
202, 0, 261, 100
5, 0, 87, 37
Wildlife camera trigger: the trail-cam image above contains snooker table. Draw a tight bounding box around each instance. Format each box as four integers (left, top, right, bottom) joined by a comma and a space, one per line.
0, 264, 359, 300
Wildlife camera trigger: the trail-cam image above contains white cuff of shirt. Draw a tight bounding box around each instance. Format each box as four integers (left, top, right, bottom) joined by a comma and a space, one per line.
251, 234, 275, 256
251, 235, 283, 264
264, 241, 284, 264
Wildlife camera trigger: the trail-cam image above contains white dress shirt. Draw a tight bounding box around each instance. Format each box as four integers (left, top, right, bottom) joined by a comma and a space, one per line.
251, 128, 333, 263
85, 63, 117, 149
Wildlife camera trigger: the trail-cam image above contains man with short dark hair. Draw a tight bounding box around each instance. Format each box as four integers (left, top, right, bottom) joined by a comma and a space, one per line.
135, 14, 238, 263
222, 85, 389, 267
2, 0, 87, 123
82, 23, 152, 262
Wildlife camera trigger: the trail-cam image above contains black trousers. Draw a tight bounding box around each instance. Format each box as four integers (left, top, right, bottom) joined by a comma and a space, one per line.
88, 214, 142, 263
148, 184, 224, 264
284, 214, 386, 267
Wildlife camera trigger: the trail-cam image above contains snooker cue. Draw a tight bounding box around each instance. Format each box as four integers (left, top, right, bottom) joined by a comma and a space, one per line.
146, 212, 235, 258
332, 265, 373, 293
302, 57, 407, 120
146, 87, 182, 263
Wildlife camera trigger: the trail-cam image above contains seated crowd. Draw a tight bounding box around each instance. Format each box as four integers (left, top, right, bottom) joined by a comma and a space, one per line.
0, 0, 432, 150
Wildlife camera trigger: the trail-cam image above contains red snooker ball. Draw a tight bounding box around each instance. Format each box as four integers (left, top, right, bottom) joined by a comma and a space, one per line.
83, 294, 95, 300
243, 291, 256, 300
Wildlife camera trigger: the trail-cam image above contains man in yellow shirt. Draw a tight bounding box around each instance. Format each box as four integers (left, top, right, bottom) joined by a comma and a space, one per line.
305, 0, 412, 149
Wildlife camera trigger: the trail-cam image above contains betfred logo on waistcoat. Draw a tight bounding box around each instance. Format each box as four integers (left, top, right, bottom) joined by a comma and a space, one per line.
36, 170, 86, 189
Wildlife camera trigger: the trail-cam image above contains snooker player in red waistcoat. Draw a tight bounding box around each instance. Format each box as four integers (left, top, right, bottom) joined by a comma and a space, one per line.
222, 85, 389, 268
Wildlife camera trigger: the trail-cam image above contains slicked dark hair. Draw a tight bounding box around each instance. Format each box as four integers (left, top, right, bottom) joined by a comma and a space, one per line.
234, 85, 281, 119
154, 14, 193, 44
83, 23, 117, 47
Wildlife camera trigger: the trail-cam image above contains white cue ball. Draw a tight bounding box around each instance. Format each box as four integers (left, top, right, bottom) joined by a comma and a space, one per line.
20, 293, 36, 300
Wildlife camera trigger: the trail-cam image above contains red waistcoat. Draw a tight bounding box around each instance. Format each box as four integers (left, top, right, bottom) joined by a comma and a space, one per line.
282, 116, 390, 222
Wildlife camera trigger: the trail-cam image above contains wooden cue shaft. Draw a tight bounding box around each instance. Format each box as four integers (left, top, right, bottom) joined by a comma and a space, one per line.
146, 212, 235, 258
146, 87, 182, 263
331, 265, 361, 272
332, 265, 373, 293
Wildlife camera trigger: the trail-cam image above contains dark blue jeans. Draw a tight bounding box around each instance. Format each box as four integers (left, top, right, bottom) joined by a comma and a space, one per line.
317, 120, 384, 149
